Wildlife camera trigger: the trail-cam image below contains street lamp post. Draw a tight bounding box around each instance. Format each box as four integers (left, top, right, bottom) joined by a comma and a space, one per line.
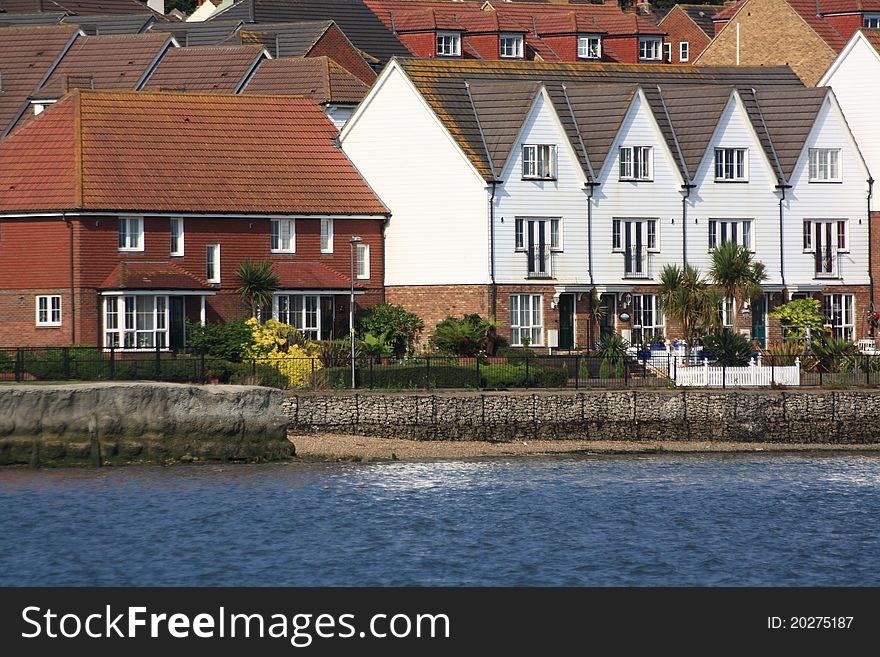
349, 235, 363, 389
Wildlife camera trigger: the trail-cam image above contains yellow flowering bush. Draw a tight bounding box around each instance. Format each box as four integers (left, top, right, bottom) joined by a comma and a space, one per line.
242, 317, 322, 388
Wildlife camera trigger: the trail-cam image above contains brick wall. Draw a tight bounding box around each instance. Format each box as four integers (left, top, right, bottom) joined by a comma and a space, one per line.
309, 23, 378, 85
658, 5, 712, 63
823, 14, 862, 40
601, 35, 641, 64
397, 31, 440, 58
465, 33, 500, 59
386, 284, 490, 347
696, 0, 837, 86
871, 212, 880, 331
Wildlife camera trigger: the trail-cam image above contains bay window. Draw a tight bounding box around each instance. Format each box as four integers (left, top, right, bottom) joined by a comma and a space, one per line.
104, 295, 168, 349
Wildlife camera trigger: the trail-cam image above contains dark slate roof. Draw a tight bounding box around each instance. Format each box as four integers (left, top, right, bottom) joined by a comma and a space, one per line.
237, 20, 332, 57
243, 55, 370, 103
397, 59, 805, 182
563, 82, 637, 175
680, 4, 721, 37
221, 0, 412, 65
210, 0, 253, 21
0, 11, 66, 25
141, 44, 266, 93
148, 19, 244, 46
0, 0, 154, 13
61, 12, 156, 35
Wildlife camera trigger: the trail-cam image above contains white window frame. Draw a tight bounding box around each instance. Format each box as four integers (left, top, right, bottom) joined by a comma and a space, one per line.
103, 294, 169, 350
865, 14, 880, 28
823, 293, 855, 341
719, 296, 734, 329
170, 217, 184, 257
714, 148, 748, 181
619, 146, 653, 181
522, 144, 556, 180
320, 218, 334, 254
679, 41, 689, 62
612, 218, 659, 253
631, 294, 663, 345
515, 217, 561, 252
577, 35, 601, 59
436, 31, 461, 57
639, 37, 662, 61
36, 295, 62, 327
274, 294, 322, 340
509, 293, 543, 346
664, 42, 671, 63
206, 243, 220, 283
708, 219, 752, 251
500, 33, 524, 58
118, 216, 144, 252
356, 243, 370, 280
808, 148, 841, 182
270, 218, 296, 253
802, 219, 848, 253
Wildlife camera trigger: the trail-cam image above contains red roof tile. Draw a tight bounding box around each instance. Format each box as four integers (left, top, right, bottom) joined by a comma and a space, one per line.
99, 262, 211, 290
141, 45, 266, 93
786, 0, 847, 50
0, 90, 390, 216
242, 56, 369, 103
819, 0, 880, 12
861, 26, 880, 50
0, 25, 79, 135
275, 261, 363, 289
713, 1, 745, 21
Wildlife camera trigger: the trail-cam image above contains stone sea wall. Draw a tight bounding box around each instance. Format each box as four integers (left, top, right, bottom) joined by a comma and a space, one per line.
283, 390, 880, 443
0, 383, 292, 466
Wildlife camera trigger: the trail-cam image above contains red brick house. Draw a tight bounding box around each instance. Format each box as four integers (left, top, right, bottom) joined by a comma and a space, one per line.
658, 4, 721, 63
0, 91, 389, 348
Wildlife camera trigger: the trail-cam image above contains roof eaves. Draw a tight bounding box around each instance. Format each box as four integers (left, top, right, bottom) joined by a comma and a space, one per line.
740, 87, 787, 185
234, 48, 271, 93
653, 85, 690, 184
464, 79, 498, 181
558, 83, 595, 182
134, 35, 177, 91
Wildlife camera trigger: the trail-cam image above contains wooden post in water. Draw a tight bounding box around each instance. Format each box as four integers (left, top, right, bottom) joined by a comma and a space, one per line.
29, 440, 40, 469
88, 415, 102, 467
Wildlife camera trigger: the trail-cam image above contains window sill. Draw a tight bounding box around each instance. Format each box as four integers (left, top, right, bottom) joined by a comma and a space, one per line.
35, 324, 63, 329
270, 250, 296, 255
170, 253, 184, 258
577, 56, 601, 61
436, 53, 461, 58
713, 179, 749, 183
102, 348, 172, 353
118, 248, 145, 253
522, 177, 557, 182
808, 180, 843, 184
619, 178, 654, 183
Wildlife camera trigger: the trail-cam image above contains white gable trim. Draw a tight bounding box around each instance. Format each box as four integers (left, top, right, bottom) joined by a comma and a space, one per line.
819, 30, 880, 86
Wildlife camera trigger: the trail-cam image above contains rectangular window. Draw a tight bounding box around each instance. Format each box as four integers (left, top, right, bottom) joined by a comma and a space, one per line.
436, 32, 461, 56
714, 148, 748, 181
808, 148, 841, 182
104, 295, 168, 349
170, 217, 184, 257
35, 295, 62, 326
509, 294, 543, 346
270, 219, 295, 253
708, 219, 753, 250
719, 296, 734, 329
679, 41, 689, 62
274, 294, 321, 339
118, 217, 144, 251
664, 42, 671, 63
577, 35, 601, 59
522, 144, 555, 180
500, 34, 524, 58
824, 293, 854, 341
517, 218, 561, 278
632, 294, 663, 345
639, 37, 662, 60
865, 15, 880, 28
206, 243, 220, 283
619, 146, 652, 180
356, 243, 370, 280
614, 219, 657, 278
320, 218, 334, 253
805, 220, 847, 277
515, 218, 525, 251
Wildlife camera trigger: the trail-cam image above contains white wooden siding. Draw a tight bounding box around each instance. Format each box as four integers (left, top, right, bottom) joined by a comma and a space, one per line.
493, 91, 590, 284
341, 65, 490, 286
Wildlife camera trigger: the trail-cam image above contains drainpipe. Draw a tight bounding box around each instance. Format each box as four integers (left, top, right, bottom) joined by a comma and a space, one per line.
776, 184, 792, 291
868, 177, 875, 333
489, 181, 498, 319
585, 182, 598, 349
63, 213, 75, 344
681, 183, 695, 267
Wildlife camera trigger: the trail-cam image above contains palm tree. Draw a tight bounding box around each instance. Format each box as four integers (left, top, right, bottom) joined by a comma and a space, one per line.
235, 259, 280, 318
709, 241, 767, 334
656, 263, 718, 357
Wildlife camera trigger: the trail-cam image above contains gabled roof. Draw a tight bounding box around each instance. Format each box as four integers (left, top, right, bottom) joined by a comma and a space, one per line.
243, 56, 369, 103
861, 26, 880, 50
237, 20, 334, 57
659, 4, 721, 37
713, 1, 745, 21
35, 32, 173, 99
0, 24, 79, 136
0, 10, 66, 25
60, 12, 156, 35
0, 90, 390, 215
141, 45, 266, 93
0, 0, 152, 13
819, 0, 880, 13
713, 0, 848, 51
274, 261, 365, 289
561, 82, 637, 175
389, 58, 804, 182
99, 262, 211, 290
215, 0, 412, 65
148, 19, 245, 46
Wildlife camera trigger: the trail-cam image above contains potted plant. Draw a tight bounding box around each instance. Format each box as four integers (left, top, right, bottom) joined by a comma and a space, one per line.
636, 340, 652, 361
649, 333, 666, 351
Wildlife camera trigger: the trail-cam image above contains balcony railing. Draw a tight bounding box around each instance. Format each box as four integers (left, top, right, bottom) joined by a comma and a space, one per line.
623, 246, 652, 279
814, 250, 841, 279
527, 246, 553, 279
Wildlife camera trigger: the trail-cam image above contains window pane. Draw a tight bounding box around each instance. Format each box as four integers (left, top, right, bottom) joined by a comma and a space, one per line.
647, 220, 656, 250
742, 221, 751, 250
515, 219, 523, 249
612, 220, 621, 250
550, 219, 559, 249
803, 221, 812, 250
837, 221, 846, 249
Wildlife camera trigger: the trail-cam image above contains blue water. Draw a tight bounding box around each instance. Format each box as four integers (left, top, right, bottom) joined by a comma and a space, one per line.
1, 454, 878, 586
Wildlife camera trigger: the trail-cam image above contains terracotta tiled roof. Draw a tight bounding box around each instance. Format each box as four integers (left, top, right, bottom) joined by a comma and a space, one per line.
0, 25, 79, 136
861, 27, 880, 50
35, 32, 174, 99
0, 90, 390, 215
713, 1, 745, 21
786, 0, 847, 50
275, 261, 363, 289
243, 56, 369, 103
236, 20, 334, 57
819, 0, 880, 12
148, 19, 245, 47
662, 4, 722, 37
99, 262, 211, 290
141, 45, 266, 93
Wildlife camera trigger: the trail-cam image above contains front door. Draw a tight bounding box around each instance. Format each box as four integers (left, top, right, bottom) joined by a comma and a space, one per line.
599, 293, 616, 341
320, 296, 335, 339
558, 294, 575, 350
169, 296, 185, 351
751, 295, 767, 347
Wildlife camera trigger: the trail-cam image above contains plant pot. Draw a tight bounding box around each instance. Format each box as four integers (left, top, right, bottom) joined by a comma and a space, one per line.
650, 344, 666, 351
637, 350, 651, 360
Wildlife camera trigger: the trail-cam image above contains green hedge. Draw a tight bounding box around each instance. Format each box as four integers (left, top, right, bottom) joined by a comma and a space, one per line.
479, 364, 568, 388
312, 363, 569, 389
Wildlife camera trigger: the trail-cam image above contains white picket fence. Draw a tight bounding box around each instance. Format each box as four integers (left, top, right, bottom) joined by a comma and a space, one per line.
673, 357, 801, 387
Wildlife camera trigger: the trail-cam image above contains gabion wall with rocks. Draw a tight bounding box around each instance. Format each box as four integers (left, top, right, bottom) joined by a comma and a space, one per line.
283, 390, 880, 443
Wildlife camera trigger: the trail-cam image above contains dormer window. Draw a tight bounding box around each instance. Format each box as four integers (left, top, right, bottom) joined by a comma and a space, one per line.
865, 14, 880, 28
714, 148, 748, 181
639, 37, 662, 61
522, 144, 556, 180
437, 32, 461, 57
577, 35, 601, 59
500, 34, 524, 58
